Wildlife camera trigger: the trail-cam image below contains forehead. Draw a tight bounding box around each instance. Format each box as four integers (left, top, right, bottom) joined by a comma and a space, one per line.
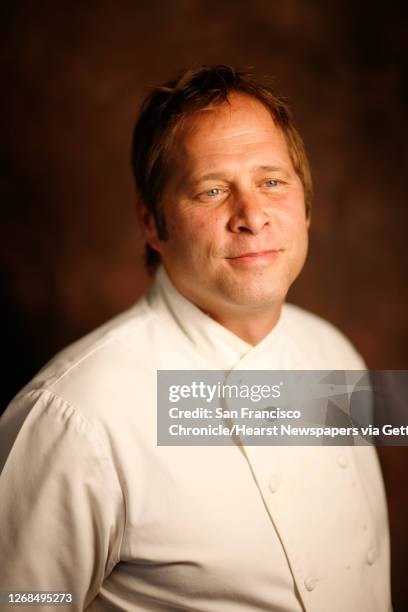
170, 92, 291, 169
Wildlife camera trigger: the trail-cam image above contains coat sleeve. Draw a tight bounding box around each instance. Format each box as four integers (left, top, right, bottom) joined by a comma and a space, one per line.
0, 389, 125, 610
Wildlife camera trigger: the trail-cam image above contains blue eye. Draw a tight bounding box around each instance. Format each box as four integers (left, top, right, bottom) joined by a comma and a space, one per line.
266, 179, 279, 188
206, 188, 221, 197
196, 186, 227, 202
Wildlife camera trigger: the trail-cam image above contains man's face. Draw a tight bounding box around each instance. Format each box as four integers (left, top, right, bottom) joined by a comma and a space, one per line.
145, 92, 310, 318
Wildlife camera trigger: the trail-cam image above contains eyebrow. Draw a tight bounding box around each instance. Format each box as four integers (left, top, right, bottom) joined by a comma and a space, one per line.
192, 165, 291, 184
256, 165, 291, 176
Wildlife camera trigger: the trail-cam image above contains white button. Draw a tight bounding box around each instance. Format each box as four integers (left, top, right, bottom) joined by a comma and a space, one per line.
304, 576, 317, 592
268, 475, 280, 493
366, 548, 376, 565
337, 454, 348, 468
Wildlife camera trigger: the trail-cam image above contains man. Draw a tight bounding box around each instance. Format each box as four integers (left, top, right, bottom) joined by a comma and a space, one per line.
0, 65, 391, 611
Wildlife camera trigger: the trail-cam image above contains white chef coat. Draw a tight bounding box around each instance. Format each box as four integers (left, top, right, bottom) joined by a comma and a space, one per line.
0, 267, 391, 611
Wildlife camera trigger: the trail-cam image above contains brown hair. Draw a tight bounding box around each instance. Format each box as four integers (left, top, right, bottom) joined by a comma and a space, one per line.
131, 65, 312, 272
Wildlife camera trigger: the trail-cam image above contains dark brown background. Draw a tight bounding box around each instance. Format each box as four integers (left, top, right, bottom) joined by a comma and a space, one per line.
1, 0, 407, 608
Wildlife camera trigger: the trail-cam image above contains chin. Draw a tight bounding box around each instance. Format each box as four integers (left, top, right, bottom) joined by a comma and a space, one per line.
220, 283, 287, 310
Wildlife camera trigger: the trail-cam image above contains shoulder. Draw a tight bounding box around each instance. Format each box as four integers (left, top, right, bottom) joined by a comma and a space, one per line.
4, 294, 162, 430
17, 295, 154, 392
281, 303, 366, 369
0, 293, 166, 473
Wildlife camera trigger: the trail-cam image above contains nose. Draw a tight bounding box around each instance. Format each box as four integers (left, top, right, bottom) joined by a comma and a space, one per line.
228, 191, 270, 235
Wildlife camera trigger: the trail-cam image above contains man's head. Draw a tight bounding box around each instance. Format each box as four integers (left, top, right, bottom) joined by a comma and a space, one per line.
132, 66, 312, 266
131, 65, 312, 332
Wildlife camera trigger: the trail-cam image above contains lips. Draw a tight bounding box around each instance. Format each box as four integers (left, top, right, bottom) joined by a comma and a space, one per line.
224, 249, 283, 267
226, 249, 281, 259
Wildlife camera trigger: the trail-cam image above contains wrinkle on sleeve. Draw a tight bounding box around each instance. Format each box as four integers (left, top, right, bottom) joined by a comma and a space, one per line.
0, 390, 125, 610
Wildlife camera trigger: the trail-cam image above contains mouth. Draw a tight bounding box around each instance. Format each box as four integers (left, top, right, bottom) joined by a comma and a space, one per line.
225, 249, 283, 265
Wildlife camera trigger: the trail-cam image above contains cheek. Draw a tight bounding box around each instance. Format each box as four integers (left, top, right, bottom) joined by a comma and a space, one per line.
279, 208, 309, 260
275, 205, 308, 237
165, 210, 194, 240
164, 210, 214, 259
294, 220, 309, 263
194, 214, 222, 237
172, 209, 223, 240
293, 221, 309, 254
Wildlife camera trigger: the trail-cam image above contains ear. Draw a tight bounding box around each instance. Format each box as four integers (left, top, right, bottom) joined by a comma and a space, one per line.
135, 197, 162, 253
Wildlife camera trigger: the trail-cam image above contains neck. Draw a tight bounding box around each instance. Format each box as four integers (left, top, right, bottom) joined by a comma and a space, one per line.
161, 266, 283, 346
206, 305, 282, 346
